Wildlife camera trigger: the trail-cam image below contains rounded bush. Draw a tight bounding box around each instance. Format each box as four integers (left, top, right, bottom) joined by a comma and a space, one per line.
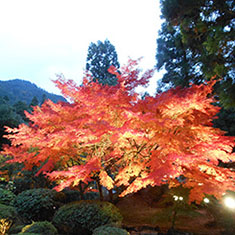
0, 188, 16, 206
13, 188, 65, 222
8, 224, 25, 234
17, 233, 40, 235
92, 225, 129, 235
52, 200, 123, 235
0, 203, 17, 221
20, 221, 58, 234
0, 203, 19, 234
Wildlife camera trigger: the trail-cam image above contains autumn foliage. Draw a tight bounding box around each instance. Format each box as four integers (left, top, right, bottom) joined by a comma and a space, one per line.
1, 59, 235, 203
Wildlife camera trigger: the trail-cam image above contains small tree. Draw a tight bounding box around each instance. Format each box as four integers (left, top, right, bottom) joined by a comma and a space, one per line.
86, 39, 120, 86
30, 96, 39, 108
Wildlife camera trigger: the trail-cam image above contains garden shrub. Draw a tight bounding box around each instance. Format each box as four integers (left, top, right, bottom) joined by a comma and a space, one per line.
0, 203, 17, 221
20, 221, 58, 234
0, 203, 18, 234
62, 189, 99, 203
92, 225, 129, 235
8, 224, 25, 234
62, 189, 81, 203
16, 233, 40, 235
84, 191, 99, 200
12, 167, 54, 195
13, 188, 65, 222
0, 188, 16, 206
52, 200, 123, 235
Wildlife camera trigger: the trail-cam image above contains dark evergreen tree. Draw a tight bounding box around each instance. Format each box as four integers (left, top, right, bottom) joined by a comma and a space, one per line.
0, 97, 22, 149
86, 39, 120, 86
156, 0, 235, 108
13, 101, 30, 123
213, 106, 235, 136
41, 94, 47, 105
30, 96, 39, 107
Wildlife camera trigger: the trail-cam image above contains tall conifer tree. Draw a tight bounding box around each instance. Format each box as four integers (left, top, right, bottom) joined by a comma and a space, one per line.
156, 0, 235, 108
86, 39, 120, 86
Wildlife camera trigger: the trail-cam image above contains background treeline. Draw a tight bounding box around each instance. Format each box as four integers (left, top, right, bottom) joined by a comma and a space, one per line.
0, 79, 66, 105
0, 79, 66, 149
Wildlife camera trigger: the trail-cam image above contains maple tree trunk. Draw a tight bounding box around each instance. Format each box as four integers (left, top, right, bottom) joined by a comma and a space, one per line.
79, 182, 85, 200
96, 178, 104, 201
108, 189, 113, 202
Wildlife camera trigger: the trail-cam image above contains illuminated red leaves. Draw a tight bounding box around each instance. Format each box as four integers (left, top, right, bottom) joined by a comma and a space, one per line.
99, 171, 114, 190
1, 60, 235, 203
47, 156, 101, 191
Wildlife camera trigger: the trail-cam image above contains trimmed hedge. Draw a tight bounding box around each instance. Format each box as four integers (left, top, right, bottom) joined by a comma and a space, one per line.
13, 188, 65, 222
52, 200, 123, 235
0, 203, 17, 221
0, 203, 19, 235
0, 188, 16, 206
8, 224, 25, 234
92, 225, 129, 235
20, 221, 58, 234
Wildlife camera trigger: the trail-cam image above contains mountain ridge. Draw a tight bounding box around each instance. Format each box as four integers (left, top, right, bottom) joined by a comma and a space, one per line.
0, 79, 66, 105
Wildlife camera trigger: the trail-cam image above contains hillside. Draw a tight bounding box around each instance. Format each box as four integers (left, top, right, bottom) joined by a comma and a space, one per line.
0, 79, 66, 105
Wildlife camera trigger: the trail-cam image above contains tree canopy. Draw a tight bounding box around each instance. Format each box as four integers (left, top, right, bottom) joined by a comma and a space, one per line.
156, 0, 235, 108
1, 60, 235, 203
86, 39, 120, 86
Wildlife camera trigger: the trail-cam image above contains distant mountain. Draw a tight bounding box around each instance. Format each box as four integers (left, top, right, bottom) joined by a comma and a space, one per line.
0, 79, 67, 105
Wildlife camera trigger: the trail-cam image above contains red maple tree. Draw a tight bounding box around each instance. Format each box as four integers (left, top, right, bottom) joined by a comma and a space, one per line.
2, 59, 235, 203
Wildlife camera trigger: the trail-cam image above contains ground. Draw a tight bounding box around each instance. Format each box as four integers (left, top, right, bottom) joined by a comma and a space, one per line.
115, 186, 235, 235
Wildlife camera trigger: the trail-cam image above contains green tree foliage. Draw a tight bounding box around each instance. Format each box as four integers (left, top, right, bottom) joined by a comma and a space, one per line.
0, 97, 23, 149
30, 96, 39, 108
0, 80, 65, 149
213, 106, 235, 136
156, 0, 235, 108
86, 39, 120, 86
41, 94, 47, 106
13, 101, 30, 123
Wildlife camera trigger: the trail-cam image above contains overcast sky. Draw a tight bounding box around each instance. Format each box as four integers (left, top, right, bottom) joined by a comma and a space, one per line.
0, 0, 163, 96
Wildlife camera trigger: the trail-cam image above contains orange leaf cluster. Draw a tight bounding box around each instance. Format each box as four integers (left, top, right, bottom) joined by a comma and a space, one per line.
1, 59, 234, 203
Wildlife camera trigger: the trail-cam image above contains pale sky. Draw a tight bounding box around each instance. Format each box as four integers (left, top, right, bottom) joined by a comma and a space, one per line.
0, 0, 163, 96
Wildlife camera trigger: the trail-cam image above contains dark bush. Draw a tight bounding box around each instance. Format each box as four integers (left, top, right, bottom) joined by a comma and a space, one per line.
0, 203, 17, 221
17, 233, 40, 235
8, 224, 25, 234
13, 188, 65, 222
12, 168, 54, 195
0, 203, 19, 234
62, 188, 99, 203
20, 221, 58, 234
0, 188, 16, 206
92, 225, 129, 235
62, 189, 81, 203
84, 191, 99, 200
52, 200, 123, 235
